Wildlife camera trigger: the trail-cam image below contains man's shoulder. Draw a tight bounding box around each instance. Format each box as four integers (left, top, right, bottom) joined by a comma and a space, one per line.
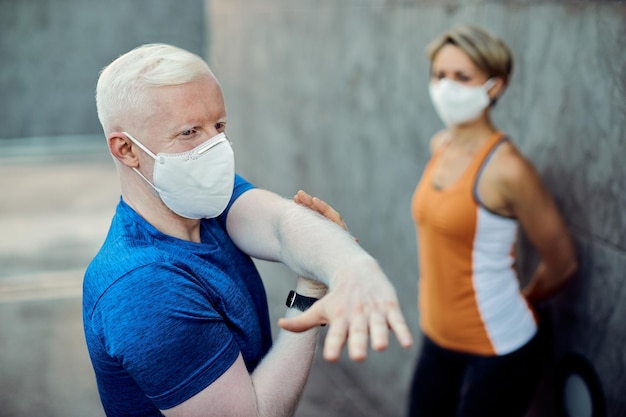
84, 243, 162, 307
82, 213, 176, 309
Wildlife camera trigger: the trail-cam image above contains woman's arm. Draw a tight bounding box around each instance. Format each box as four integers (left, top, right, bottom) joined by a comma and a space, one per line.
495, 148, 578, 303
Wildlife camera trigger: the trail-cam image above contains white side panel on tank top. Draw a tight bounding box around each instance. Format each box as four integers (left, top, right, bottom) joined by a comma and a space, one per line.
472, 206, 537, 355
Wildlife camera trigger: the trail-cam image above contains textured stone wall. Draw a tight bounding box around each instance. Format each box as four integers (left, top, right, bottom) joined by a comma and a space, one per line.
2, 0, 622, 415
0, 1, 206, 415
0, 0, 206, 139
207, 1, 626, 416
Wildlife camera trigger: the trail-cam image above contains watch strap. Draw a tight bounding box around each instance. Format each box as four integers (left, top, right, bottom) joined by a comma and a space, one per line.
285, 290, 319, 311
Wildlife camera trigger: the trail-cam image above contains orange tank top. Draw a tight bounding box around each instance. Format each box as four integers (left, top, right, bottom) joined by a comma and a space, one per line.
411, 132, 537, 356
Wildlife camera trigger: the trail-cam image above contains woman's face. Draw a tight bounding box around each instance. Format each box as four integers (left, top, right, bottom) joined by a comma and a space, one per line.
430, 44, 490, 87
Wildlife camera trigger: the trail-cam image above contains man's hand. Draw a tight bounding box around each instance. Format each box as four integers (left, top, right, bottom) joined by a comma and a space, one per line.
279, 190, 413, 361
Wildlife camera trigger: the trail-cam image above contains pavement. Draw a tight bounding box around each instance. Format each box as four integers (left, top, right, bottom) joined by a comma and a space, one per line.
0, 136, 401, 417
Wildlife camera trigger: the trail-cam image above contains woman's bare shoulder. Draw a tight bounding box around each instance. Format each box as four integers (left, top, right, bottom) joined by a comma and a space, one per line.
490, 140, 545, 196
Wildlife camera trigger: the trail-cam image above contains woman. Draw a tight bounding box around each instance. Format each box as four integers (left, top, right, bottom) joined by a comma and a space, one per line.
407, 25, 578, 417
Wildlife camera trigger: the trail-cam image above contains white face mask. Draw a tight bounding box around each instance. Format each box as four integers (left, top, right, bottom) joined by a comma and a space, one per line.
124, 132, 235, 219
429, 78, 496, 126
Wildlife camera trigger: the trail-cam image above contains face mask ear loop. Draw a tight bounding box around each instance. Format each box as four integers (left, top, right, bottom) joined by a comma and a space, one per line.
484, 78, 498, 106
122, 131, 161, 193
131, 166, 161, 194
123, 132, 158, 160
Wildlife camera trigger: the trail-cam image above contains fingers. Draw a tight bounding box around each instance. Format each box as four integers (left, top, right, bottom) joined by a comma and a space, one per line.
386, 306, 414, 349
293, 190, 347, 231
347, 312, 369, 361
343, 303, 387, 361
278, 308, 324, 333
369, 310, 390, 352
323, 320, 349, 362
292, 189, 311, 206
281, 298, 413, 362
322, 299, 412, 362
334, 300, 413, 360
278, 299, 350, 362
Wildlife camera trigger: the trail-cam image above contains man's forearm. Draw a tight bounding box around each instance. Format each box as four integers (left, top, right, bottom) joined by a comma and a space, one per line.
228, 189, 413, 362
250, 280, 325, 417
251, 310, 319, 416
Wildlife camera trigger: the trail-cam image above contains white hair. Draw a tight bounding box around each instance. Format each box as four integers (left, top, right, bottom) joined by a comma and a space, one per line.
96, 43, 215, 134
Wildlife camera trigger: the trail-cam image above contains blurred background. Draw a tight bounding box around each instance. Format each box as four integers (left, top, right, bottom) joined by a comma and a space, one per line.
0, 0, 624, 416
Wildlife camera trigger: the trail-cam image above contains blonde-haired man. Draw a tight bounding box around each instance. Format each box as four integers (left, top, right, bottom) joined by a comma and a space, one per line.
83, 43, 413, 417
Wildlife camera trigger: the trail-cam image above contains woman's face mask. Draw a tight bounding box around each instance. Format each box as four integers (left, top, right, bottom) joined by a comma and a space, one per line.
124, 132, 235, 219
429, 78, 496, 126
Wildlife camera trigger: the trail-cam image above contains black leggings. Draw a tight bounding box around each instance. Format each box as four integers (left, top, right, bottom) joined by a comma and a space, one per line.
406, 333, 543, 417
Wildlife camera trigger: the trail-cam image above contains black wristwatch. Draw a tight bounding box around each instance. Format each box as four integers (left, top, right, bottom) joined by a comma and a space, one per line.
285, 290, 319, 312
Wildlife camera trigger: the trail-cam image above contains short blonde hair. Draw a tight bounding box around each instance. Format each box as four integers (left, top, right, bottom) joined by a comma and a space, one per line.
427, 25, 513, 85
96, 43, 215, 134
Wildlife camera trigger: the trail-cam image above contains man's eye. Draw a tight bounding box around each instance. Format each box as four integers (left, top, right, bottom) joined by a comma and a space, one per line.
181, 129, 195, 137
215, 122, 226, 131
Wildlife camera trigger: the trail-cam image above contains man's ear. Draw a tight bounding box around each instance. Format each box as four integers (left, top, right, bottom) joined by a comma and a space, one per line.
108, 133, 138, 168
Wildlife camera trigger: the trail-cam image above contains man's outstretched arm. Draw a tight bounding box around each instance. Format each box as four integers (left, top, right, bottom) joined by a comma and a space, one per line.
226, 187, 413, 362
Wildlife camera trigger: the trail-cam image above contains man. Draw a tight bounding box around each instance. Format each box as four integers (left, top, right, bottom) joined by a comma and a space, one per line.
83, 43, 412, 417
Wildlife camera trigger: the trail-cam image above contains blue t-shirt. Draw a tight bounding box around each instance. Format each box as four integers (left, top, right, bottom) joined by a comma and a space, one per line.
83, 175, 272, 416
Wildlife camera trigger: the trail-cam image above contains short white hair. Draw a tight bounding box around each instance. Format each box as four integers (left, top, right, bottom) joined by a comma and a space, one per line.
96, 43, 215, 134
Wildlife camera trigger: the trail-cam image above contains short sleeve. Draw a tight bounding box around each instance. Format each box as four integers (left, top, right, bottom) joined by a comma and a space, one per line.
219, 174, 254, 224
92, 263, 240, 409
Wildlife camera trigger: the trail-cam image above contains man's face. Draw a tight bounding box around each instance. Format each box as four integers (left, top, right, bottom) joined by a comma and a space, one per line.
129, 75, 228, 181
137, 75, 228, 155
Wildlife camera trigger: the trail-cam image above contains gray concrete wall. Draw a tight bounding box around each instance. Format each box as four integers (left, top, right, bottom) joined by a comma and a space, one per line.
0, 0, 206, 139
0, 1, 206, 415
0, 148, 116, 417
1, 0, 624, 416
208, 1, 626, 416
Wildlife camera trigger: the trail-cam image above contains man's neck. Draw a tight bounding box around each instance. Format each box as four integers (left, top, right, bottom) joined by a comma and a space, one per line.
120, 179, 203, 243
